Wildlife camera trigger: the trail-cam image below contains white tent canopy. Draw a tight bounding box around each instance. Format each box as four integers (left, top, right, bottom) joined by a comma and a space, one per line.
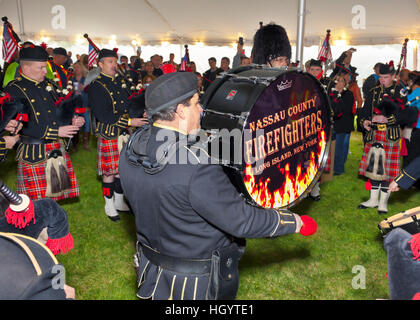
1, 0, 419, 47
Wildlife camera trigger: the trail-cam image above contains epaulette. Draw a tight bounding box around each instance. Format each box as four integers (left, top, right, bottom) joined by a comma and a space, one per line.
5, 77, 21, 88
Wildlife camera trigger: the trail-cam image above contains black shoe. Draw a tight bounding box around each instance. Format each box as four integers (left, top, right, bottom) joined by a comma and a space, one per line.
378, 210, 388, 215
107, 215, 120, 222
308, 194, 321, 201
357, 204, 378, 209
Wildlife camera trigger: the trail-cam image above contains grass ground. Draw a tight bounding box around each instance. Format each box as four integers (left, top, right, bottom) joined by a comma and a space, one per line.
1, 131, 419, 300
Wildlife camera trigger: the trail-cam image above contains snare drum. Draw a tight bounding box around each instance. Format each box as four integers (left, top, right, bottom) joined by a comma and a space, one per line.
378, 207, 420, 236
200, 65, 333, 209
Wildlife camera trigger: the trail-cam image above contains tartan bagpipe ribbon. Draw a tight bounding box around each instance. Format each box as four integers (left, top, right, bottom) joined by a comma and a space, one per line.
317, 29, 333, 63
399, 38, 409, 70
2, 17, 21, 64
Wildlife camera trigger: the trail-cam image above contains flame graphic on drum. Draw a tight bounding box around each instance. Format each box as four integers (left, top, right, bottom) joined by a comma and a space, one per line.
243, 130, 327, 208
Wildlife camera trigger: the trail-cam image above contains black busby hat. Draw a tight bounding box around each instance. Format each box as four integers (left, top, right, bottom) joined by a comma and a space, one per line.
379, 61, 396, 75
309, 59, 322, 68
97, 48, 118, 61
19, 45, 49, 62
251, 23, 291, 64
145, 72, 197, 117
52, 47, 67, 56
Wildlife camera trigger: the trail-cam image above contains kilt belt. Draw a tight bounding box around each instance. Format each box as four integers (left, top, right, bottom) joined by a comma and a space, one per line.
365, 123, 401, 144
138, 243, 212, 275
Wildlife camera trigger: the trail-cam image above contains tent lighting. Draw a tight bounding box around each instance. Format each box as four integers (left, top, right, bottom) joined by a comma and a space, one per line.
161, 41, 170, 46
408, 39, 418, 48
109, 34, 117, 46
334, 39, 348, 46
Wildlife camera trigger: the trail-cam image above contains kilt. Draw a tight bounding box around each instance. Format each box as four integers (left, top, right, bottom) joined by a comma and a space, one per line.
97, 136, 120, 176
17, 142, 80, 201
358, 130, 401, 182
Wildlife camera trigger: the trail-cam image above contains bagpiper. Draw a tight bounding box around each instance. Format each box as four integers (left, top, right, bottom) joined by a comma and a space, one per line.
87, 48, 147, 221
357, 61, 415, 214
4, 45, 84, 201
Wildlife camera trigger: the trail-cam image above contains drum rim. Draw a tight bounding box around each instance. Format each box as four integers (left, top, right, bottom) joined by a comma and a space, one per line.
379, 208, 420, 229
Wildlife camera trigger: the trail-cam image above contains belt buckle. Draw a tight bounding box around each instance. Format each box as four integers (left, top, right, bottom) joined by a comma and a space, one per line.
377, 124, 386, 131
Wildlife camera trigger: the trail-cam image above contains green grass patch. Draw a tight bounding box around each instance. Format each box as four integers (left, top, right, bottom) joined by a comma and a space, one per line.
1, 132, 419, 300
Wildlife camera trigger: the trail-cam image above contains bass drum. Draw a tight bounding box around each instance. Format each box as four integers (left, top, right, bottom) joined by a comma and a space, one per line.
200, 65, 333, 209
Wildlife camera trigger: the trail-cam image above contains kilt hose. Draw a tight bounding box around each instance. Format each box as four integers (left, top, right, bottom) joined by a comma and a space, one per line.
97, 136, 120, 176
17, 142, 80, 201
359, 130, 401, 182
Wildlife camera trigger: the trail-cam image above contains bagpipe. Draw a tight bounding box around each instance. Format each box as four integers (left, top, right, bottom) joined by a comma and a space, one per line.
0, 93, 29, 161
44, 75, 85, 151
396, 38, 409, 79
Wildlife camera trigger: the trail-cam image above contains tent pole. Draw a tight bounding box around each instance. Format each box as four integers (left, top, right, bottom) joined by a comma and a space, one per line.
414, 44, 418, 70
16, 0, 25, 41
296, 0, 306, 69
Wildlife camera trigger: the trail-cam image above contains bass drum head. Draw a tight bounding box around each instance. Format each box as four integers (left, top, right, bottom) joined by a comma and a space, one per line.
240, 69, 332, 209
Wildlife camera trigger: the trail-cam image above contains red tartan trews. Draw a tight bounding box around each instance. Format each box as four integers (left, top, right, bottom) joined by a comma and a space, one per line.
17, 142, 80, 201
97, 137, 120, 176
359, 130, 401, 182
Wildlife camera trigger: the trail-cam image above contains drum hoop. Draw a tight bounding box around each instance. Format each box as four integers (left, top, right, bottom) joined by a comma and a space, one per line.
379, 209, 420, 229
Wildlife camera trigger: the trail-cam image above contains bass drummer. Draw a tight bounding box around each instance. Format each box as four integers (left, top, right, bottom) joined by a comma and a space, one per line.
118, 68, 317, 300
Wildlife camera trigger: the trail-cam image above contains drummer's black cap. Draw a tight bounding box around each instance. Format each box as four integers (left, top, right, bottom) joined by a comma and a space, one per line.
251, 23, 291, 64
52, 47, 67, 56
19, 45, 49, 62
145, 72, 197, 118
97, 48, 118, 61
309, 59, 322, 68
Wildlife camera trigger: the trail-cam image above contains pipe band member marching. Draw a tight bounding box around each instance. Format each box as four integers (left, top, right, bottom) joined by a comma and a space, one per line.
4, 45, 84, 201
87, 48, 147, 221
357, 61, 415, 214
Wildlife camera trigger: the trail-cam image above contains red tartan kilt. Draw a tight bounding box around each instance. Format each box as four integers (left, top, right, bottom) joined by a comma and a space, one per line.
358, 130, 401, 182
97, 137, 120, 176
17, 142, 80, 201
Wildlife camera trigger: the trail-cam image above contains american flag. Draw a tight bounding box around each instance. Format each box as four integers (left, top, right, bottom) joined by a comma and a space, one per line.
317, 30, 332, 63
2, 21, 20, 64
180, 45, 190, 71
88, 43, 99, 67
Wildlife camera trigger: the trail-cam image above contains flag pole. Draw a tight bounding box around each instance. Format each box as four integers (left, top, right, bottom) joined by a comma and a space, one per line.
16, 0, 25, 41
296, 0, 306, 69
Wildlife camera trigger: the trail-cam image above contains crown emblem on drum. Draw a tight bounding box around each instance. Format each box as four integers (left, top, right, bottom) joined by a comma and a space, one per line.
277, 80, 293, 91
226, 90, 238, 100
